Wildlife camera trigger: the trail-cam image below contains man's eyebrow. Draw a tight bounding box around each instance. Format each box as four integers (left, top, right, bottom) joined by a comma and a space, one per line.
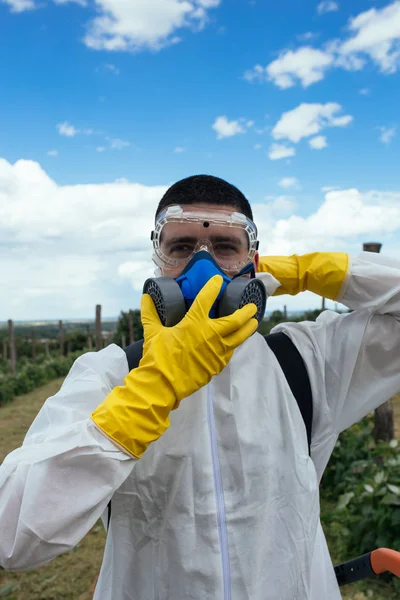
164, 236, 199, 246
164, 235, 244, 247
210, 235, 243, 246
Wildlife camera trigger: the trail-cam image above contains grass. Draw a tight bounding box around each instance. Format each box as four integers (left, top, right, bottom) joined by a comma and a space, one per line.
0, 380, 106, 600
0, 385, 399, 599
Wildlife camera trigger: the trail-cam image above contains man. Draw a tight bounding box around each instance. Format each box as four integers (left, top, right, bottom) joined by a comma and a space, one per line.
1, 174, 400, 600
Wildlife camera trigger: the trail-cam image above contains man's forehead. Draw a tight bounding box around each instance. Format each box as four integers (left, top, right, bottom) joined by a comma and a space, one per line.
169, 203, 240, 215
162, 220, 247, 240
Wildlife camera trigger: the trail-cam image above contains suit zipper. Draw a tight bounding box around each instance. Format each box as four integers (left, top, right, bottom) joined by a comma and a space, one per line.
207, 383, 231, 600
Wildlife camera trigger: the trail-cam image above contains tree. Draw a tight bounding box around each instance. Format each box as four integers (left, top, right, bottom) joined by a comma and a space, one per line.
112, 310, 143, 346
302, 309, 323, 322
65, 330, 89, 353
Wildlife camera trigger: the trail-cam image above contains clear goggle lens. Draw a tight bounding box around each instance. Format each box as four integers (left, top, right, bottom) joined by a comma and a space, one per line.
151, 205, 259, 274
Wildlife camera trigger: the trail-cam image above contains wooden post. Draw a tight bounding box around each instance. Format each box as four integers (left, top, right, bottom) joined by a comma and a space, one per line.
322, 297, 326, 311
128, 311, 134, 344
363, 242, 394, 442
59, 320, 64, 356
283, 305, 287, 320
67, 340, 72, 355
363, 242, 382, 254
32, 328, 37, 362
8, 320, 16, 374
96, 305, 102, 351
2, 339, 7, 361
121, 334, 126, 348
87, 324, 92, 350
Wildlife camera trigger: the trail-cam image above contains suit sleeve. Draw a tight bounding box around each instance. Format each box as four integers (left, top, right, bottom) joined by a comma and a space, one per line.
0, 344, 136, 572
275, 252, 400, 437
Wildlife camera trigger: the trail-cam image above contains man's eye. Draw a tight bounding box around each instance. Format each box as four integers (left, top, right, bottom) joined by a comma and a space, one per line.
215, 244, 237, 253
170, 245, 193, 254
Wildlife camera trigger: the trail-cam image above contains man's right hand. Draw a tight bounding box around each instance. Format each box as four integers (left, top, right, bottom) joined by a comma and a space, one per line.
91, 275, 258, 458
141, 274, 258, 402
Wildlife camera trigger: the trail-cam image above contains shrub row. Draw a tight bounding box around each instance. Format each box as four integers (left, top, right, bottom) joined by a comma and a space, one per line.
0, 350, 86, 406
320, 415, 400, 591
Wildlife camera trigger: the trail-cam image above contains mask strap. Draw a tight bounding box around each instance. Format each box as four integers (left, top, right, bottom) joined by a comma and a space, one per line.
233, 262, 255, 279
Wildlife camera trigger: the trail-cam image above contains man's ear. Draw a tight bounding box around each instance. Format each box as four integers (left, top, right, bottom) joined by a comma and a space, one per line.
254, 252, 260, 272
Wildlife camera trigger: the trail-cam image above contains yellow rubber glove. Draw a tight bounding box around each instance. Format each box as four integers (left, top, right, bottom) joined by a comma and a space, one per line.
91, 275, 258, 458
258, 252, 349, 301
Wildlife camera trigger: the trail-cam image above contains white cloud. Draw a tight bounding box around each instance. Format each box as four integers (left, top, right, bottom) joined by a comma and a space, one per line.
265, 47, 334, 89
359, 88, 370, 95
264, 195, 297, 215
104, 63, 120, 75
3, 157, 400, 318
317, 1, 339, 15
110, 138, 131, 150
5, 0, 220, 52
246, 2, 400, 90
379, 126, 397, 144
57, 121, 79, 137
309, 135, 328, 149
47, 150, 58, 157
279, 177, 301, 190
53, 0, 86, 5
56, 122, 93, 137
263, 189, 400, 255
251, 189, 400, 291
3, 0, 86, 12
96, 146, 106, 152
212, 116, 246, 139
272, 103, 353, 144
83, 0, 221, 52
254, 144, 262, 150
244, 64, 265, 83
246, 120, 255, 128
297, 32, 318, 42
339, 1, 400, 74
173, 146, 186, 153
246, 42, 362, 90
0, 157, 166, 319
2, 0, 35, 11
321, 186, 340, 192
332, 49, 365, 72
268, 143, 296, 160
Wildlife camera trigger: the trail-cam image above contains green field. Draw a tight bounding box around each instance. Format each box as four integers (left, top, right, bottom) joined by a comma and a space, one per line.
0, 381, 399, 599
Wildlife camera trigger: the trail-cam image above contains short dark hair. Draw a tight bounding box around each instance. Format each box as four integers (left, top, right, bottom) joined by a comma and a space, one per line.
156, 175, 254, 221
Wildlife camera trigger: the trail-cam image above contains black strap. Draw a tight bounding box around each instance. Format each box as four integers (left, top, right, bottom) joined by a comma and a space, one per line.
107, 333, 313, 529
107, 340, 144, 530
265, 332, 313, 455
124, 339, 144, 371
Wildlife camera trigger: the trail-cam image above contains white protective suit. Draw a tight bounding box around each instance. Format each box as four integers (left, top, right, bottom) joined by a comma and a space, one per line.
1, 251, 400, 600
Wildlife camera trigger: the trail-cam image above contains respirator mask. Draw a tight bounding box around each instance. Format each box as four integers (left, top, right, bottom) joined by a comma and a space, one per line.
142, 205, 267, 327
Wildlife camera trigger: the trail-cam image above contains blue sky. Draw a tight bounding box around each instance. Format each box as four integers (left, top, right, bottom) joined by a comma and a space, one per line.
1, 0, 400, 320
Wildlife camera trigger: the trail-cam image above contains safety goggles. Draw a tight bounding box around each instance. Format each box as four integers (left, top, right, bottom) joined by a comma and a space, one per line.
151, 205, 259, 274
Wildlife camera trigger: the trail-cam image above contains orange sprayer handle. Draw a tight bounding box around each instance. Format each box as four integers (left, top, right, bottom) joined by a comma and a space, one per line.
371, 548, 400, 578
335, 548, 400, 586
